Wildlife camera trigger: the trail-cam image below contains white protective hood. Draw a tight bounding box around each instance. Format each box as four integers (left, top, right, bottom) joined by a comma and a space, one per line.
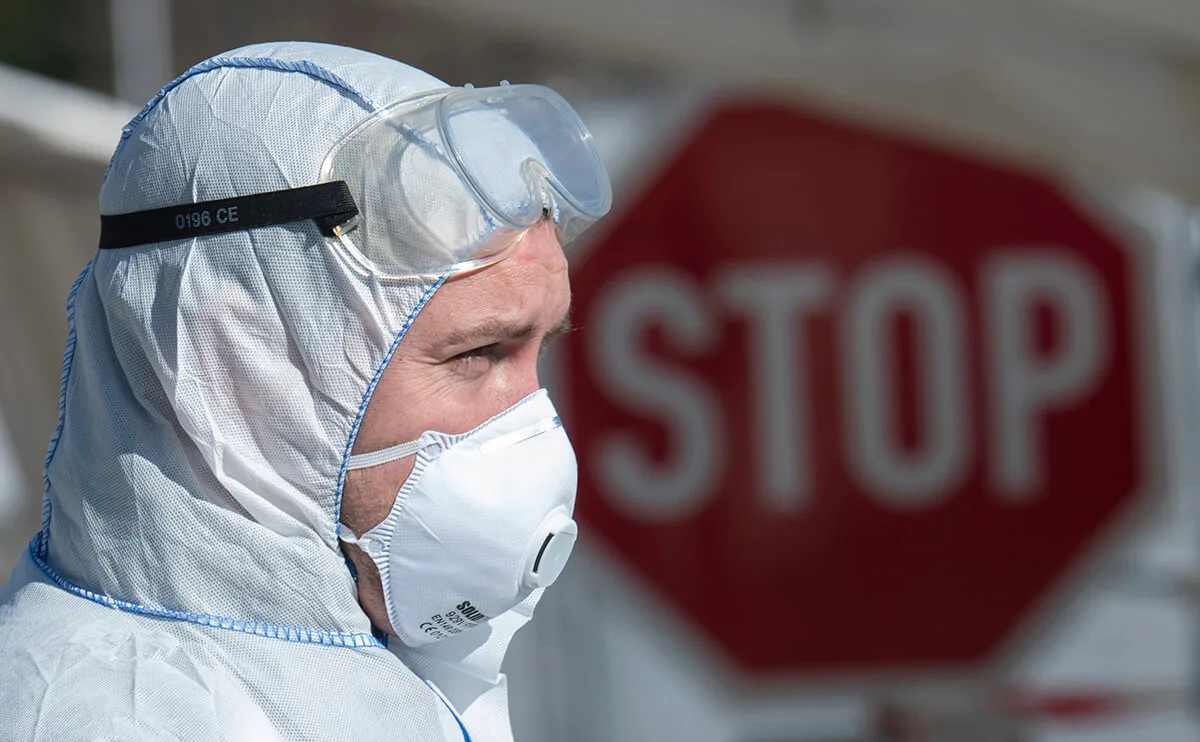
0, 41, 546, 741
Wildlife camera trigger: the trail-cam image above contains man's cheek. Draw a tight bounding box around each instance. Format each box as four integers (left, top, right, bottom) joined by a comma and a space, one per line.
435, 376, 529, 433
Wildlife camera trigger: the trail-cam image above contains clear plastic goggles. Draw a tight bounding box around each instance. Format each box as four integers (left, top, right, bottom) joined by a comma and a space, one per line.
318, 83, 612, 278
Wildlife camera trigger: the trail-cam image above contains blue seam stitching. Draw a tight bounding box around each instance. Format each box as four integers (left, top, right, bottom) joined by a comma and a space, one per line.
104, 56, 378, 179
333, 275, 449, 529
27, 534, 383, 649
38, 260, 92, 558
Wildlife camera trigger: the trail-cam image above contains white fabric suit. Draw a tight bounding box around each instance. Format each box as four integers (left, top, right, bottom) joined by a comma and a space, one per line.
0, 42, 540, 741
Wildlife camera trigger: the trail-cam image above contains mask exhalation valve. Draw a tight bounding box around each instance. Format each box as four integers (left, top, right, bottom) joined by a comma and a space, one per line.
524, 509, 577, 589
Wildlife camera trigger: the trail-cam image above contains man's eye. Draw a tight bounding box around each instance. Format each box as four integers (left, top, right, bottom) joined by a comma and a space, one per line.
449, 345, 498, 368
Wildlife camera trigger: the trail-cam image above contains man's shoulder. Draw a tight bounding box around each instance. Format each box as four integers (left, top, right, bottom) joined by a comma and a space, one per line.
0, 552, 270, 741
0, 552, 459, 741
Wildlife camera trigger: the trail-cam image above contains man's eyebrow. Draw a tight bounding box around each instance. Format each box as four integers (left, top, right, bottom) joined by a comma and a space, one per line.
439, 317, 537, 350
438, 307, 573, 352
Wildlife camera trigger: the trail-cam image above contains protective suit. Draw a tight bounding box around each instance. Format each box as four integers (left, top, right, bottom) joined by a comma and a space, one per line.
0, 41, 605, 741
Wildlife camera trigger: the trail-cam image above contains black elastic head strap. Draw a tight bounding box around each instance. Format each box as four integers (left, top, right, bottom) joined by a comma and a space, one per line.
98, 181, 360, 250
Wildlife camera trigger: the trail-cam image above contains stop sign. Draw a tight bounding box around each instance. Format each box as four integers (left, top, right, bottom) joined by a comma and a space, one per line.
562, 100, 1158, 676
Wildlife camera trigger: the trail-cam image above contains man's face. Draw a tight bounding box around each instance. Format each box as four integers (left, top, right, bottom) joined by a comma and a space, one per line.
340, 220, 571, 634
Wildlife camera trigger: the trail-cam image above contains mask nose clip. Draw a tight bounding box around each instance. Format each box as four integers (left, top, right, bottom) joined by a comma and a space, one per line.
523, 509, 577, 590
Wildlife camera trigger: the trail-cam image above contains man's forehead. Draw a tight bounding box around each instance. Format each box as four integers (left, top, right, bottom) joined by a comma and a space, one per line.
410, 220, 571, 346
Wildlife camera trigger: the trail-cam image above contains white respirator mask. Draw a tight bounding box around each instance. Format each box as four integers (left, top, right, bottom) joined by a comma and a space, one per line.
341, 389, 578, 647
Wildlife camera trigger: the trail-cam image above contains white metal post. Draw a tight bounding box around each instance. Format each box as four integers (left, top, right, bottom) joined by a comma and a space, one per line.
108, 0, 173, 105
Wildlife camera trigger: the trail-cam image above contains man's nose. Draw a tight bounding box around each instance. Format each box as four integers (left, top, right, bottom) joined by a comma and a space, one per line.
511, 349, 544, 404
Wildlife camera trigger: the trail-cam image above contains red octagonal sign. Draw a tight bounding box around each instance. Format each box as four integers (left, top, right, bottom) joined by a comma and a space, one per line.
562, 100, 1159, 676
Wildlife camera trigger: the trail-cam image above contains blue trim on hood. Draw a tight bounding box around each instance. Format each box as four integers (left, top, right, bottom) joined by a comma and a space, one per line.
333, 274, 448, 530
105, 55, 379, 180
38, 260, 91, 558
28, 533, 384, 649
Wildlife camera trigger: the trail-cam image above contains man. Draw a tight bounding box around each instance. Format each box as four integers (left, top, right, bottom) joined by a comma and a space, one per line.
0, 41, 610, 741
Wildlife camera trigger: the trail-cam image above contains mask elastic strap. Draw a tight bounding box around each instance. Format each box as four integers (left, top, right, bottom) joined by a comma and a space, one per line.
478, 415, 562, 455
346, 437, 427, 470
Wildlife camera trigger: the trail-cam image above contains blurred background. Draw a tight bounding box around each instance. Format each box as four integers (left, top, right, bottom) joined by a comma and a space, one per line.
5, 1, 1200, 740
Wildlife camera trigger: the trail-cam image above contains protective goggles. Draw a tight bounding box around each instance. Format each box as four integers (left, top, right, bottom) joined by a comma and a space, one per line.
99, 84, 612, 278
